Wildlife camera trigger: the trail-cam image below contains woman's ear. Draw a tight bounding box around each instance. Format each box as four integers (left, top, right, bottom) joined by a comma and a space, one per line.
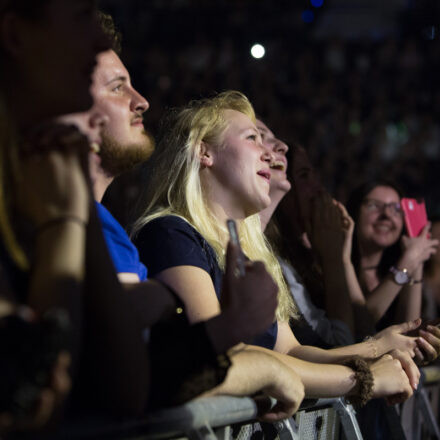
199, 141, 214, 168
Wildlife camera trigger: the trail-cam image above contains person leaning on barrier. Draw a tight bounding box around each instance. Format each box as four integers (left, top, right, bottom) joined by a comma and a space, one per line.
0, 0, 161, 424
130, 90, 415, 406
53, 14, 305, 419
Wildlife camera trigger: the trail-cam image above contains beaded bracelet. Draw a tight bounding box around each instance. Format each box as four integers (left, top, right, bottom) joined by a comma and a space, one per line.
344, 356, 374, 407
36, 215, 87, 235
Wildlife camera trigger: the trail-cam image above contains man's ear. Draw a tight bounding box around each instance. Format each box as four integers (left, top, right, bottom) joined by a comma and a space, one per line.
199, 141, 214, 168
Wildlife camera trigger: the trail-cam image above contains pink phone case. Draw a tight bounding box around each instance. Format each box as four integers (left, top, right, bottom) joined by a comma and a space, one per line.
401, 198, 428, 237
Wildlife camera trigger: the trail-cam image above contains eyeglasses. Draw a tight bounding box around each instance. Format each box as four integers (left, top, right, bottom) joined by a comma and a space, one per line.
362, 199, 402, 216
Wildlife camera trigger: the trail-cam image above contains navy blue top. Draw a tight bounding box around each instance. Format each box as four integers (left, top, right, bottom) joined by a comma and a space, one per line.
134, 215, 278, 349
96, 202, 148, 281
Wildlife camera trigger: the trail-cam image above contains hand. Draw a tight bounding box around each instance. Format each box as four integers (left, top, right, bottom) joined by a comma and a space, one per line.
258, 360, 305, 422
306, 192, 345, 263
0, 352, 71, 434
415, 324, 440, 365
374, 319, 421, 357
334, 201, 355, 263
16, 124, 91, 227
220, 242, 278, 343
388, 349, 421, 390
370, 354, 413, 404
400, 224, 439, 274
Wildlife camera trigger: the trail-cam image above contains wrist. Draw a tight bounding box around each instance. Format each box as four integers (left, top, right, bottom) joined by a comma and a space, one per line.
36, 214, 88, 234
344, 357, 374, 407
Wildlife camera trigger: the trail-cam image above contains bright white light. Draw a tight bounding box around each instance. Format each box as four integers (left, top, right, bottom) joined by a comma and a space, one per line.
251, 44, 265, 59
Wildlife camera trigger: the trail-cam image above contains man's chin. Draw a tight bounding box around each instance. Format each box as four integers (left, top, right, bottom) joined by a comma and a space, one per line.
99, 134, 155, 177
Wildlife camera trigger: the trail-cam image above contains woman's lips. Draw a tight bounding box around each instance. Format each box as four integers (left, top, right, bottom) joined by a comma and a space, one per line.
257, 169, 271, 181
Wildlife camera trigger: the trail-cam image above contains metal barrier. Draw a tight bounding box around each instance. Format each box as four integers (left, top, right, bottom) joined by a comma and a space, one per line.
410, 365, 440, 440
60, 395, 367, 440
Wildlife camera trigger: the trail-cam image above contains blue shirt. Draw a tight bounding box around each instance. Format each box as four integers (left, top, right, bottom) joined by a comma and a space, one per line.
134, 215, 278, 350
96, 202, 147, 281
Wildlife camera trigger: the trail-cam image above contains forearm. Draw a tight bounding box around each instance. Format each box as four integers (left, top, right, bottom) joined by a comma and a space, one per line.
365, 278, 402, 323
201, 349, 283, 398
28, 221, 85, 314
28, 221, 85, 370
244, 345, 356, 397
289, 340, 379, 364
395, 265, 423, 323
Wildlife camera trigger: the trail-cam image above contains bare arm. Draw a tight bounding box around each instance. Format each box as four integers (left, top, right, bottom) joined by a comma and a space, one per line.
267, 322, 413, 400
365, 225, 438, 323
202, 349, 305, 422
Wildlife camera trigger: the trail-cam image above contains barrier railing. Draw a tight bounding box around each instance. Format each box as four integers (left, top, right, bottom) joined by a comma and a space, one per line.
61, 395, 368, 440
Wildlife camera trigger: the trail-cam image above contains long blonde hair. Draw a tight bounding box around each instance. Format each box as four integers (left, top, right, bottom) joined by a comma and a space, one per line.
132, 91, 297, 322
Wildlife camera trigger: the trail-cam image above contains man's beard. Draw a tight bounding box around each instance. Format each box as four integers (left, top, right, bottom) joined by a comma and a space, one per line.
99, 131, 155, 177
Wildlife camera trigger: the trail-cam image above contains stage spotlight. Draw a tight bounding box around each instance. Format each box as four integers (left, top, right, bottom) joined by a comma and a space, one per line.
251, 43, 265, 59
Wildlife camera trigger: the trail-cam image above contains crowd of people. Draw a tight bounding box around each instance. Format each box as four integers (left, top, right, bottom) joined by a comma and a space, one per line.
1, 1, 440, 439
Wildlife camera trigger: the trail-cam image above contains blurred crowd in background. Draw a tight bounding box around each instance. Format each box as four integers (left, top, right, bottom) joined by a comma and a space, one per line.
100, 0, 440, 225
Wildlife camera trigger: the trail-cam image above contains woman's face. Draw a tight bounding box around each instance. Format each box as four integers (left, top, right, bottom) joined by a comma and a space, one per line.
356, 185, 404, 251
9, 0, 108, 118
256, 120, 291, 196
206, 109, 273, 218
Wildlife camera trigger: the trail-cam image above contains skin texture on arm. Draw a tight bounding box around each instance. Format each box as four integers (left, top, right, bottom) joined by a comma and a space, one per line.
201, 348, 305, 422
155, 242, 279, 354
363, 224, 438, 323
270, 322, 413, 399
15, 129, 91, 371
157, 261, 414, 400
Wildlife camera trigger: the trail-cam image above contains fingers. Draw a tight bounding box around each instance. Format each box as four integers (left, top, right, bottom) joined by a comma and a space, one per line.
396, 318, 422, 334
30, 388, 56, 430
51, 352, 71, 403
417, 331, 440, 363
259, 402, 297, 423
414, 346, 425, 365
420, 223, 432, 237
391, 349, 420, 390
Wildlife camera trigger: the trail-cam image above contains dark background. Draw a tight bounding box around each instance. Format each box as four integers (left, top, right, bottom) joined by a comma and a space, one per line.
98, 0, 440, 226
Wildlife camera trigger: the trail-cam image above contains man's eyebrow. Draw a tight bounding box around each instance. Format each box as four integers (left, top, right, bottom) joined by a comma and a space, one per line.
105, 75, 127, 86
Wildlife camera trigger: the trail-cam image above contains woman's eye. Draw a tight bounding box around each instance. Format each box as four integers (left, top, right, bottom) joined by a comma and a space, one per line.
112, 84, 123, 92
247, 134, 257, 141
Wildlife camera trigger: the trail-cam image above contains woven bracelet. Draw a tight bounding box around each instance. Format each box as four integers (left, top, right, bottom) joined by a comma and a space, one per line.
344, 356, 374, 407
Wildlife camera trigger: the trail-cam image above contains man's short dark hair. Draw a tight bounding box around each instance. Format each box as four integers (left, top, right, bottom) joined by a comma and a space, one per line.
97, 11, 122, 55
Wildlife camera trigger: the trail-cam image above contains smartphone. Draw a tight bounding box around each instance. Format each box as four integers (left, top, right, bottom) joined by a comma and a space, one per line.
226, 219, 246, 277
401, 198, 428, 238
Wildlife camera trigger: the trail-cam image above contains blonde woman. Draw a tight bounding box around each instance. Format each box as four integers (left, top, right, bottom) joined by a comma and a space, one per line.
132, 91, 413, 403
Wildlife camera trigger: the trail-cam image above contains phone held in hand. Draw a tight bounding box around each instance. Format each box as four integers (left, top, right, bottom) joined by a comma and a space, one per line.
226, 219, 246, 277
401, 198, 428, 238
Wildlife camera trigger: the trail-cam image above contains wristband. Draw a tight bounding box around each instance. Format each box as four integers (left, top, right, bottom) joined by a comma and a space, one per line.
36, 215, 87, 234
344, 356, 374, 407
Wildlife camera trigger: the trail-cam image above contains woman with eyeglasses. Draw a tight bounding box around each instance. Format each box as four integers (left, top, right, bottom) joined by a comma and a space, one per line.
346, 180, 438, 332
